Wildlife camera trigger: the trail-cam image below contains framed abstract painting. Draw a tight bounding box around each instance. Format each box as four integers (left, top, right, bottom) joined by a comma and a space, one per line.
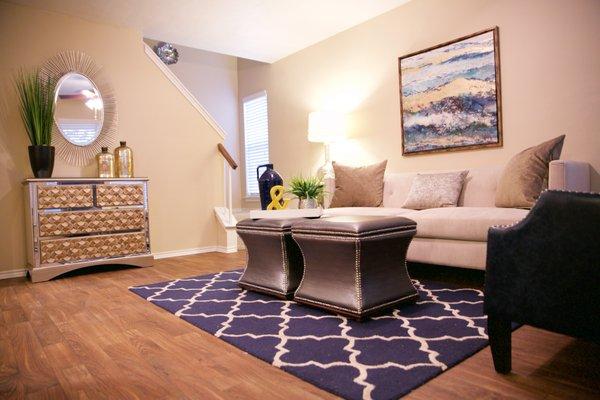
399, 27, 502, 155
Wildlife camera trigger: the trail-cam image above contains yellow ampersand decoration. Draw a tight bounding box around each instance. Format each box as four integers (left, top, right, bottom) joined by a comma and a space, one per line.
267, 185, 289, 210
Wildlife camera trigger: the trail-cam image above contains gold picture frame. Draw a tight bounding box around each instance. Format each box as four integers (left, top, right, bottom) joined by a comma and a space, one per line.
399, 27, 502, 156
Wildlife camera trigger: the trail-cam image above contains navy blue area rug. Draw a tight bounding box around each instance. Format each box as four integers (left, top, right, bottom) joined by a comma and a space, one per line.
130, 269, 497, 400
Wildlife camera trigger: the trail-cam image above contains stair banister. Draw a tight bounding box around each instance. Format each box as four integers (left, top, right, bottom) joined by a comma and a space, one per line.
217, 144, 237, 226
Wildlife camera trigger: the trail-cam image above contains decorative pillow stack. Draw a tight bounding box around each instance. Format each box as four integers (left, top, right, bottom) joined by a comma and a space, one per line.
328, 134, 565, 211
495, 135, 565, 208
330, 160, 388, 207
402, 171, 469, 210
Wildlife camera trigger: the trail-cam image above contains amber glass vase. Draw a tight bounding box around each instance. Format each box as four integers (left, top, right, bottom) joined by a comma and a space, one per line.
114, 141, 133, 178
97, 147, 115, 178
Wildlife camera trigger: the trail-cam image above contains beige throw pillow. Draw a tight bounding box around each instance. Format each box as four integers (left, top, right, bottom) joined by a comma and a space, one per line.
330, 160, 387, 207
495, 135, 565, 208
402, 171, 468, 210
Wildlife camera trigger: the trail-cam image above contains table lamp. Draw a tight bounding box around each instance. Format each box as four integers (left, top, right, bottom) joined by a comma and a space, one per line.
308, 111, 347, 179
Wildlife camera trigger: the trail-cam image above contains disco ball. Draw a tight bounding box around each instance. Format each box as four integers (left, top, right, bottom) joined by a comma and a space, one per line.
154, 42, 179, 65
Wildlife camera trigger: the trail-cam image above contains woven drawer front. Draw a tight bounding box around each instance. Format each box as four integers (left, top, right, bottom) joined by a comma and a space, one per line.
38, 209, 146, 237
40, 232, 147, 264
37, 185, 93, 209
96, 184, 144, 207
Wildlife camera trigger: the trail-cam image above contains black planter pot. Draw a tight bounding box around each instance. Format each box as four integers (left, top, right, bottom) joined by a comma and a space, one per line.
28, 145, 55, 178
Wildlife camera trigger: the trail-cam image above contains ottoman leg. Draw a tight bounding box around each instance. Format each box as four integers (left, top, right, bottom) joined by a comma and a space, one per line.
237, 229, 303, 299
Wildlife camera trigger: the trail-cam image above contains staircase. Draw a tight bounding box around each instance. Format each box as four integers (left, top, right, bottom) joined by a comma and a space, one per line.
145, 42, 241, 254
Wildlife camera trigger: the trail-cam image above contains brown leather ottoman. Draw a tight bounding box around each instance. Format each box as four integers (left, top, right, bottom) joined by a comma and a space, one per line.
291, 216, 419, 319
236, 218, 304, 299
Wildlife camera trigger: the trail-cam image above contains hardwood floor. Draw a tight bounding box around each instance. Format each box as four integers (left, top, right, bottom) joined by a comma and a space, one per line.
1, 252, 598, 399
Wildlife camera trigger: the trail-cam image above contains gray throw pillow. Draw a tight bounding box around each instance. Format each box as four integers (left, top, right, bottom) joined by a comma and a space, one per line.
495, 135, 565, 208
402, 171, 468, 210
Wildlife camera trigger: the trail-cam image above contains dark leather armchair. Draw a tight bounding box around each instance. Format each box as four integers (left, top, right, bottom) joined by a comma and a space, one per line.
484, 190, 600, 373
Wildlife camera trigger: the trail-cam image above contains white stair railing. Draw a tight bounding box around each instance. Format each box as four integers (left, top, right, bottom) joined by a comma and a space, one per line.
214, 144, 239, 252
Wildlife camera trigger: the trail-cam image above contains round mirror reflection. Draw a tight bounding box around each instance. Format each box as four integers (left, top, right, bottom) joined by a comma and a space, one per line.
54, 73, 104, 146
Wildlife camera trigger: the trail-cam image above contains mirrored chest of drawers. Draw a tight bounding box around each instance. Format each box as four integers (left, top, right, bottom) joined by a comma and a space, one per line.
24, 178, 154, 282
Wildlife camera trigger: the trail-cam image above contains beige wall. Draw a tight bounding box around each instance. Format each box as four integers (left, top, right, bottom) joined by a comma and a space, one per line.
238, 0, 600, 192
144, 39, 242, 208
0, 2, 225, 272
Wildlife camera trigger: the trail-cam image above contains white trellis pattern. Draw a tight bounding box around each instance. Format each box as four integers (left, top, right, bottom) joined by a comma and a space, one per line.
130, 270, 492, 400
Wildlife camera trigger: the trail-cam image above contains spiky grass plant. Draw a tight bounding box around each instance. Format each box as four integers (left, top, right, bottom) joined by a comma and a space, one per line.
288, 175, 325, 200
14, 69, 56, 146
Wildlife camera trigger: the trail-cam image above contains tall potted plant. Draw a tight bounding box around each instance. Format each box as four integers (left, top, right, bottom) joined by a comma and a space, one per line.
14, 69, 57, 178
288, 176, 325, 209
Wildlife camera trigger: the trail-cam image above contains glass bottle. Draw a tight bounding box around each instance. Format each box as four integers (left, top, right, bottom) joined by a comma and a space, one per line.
97, 147, 115, 178
114, 141, 134, 178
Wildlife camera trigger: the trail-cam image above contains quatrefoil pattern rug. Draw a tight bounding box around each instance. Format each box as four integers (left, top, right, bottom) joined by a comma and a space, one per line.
130, 270, 493, 400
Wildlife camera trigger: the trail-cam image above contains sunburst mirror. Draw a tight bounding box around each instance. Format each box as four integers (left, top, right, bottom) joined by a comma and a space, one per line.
42, 51, 117, 165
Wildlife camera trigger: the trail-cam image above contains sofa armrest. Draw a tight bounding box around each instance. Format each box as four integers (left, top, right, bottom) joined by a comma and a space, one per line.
549, 160, 590, 191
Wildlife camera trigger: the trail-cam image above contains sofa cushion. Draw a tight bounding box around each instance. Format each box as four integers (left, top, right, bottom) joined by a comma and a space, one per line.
382, 173, 416, 208
459, 166, 503, 207
322, 207, 417, 218
410, 207, 529, 242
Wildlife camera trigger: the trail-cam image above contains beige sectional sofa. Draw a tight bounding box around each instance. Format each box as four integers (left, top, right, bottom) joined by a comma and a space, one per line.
323, 160, 591, 270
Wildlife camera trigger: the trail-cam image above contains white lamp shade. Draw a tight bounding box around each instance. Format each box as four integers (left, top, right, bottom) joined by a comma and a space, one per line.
308, 111, 347, 143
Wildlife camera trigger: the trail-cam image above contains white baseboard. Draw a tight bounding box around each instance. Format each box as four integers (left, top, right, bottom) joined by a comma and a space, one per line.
154, 245, 237, 259
0, 247, 239, 279
0, 268, 27, 280
216, 245, 238, 254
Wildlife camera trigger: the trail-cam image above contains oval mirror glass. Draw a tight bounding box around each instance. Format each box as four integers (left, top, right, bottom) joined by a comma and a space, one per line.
54, 73, 104, 146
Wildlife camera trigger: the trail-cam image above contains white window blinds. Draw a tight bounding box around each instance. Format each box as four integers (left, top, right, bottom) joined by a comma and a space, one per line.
243, 91, 269, 196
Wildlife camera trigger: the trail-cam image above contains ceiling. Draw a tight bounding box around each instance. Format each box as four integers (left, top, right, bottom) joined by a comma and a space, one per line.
10, 0, 411, 62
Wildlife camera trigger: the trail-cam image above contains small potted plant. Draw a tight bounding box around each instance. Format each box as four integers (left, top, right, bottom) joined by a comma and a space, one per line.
14, 69, 57, 178
288, 176, 325, 209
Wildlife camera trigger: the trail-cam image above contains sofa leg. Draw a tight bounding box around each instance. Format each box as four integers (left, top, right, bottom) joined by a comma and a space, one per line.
488, 314, 511, 374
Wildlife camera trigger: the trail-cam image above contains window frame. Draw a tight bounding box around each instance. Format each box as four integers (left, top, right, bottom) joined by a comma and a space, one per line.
241, 90, 269, 199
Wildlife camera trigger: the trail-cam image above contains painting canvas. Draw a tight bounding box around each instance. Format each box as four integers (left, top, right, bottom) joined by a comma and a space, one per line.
399, 28, 502, 155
